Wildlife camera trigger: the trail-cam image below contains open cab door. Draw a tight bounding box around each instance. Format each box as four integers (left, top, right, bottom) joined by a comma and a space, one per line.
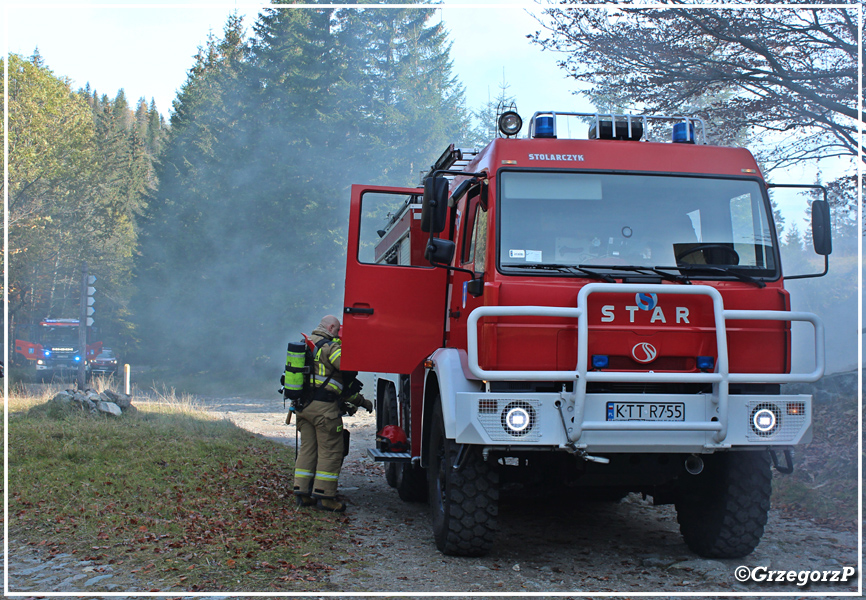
341, 184, 448, 373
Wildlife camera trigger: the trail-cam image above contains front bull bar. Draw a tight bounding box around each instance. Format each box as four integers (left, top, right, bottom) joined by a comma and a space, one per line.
466, 283, 824, 444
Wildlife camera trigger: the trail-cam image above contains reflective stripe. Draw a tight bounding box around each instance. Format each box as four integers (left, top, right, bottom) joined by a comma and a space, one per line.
313, 374, 343, 393
316, 471, 339, 481
295, 469, 315, 479
330, 348, 342, 362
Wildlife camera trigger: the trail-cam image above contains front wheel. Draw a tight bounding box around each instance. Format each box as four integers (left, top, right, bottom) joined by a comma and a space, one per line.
427, 399, 498, 556
675, 451, 772, 558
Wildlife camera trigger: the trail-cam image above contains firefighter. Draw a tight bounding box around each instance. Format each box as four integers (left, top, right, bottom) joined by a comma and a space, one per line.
292, 314, 373, 512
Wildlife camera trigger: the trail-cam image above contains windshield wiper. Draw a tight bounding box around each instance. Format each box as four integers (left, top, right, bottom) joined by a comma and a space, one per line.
502, 263, 616, 283
579, 264, 691, 285
658, 264, 766, 288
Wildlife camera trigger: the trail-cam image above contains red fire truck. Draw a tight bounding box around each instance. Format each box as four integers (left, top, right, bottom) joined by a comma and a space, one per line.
342, 111, 830, 558
14, 318, 102, 377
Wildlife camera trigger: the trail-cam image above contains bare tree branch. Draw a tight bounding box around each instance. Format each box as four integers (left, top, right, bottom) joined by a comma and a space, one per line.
529, 3, 861, 165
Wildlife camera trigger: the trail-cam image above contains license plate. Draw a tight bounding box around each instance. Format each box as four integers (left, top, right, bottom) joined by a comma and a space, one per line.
606, 402, 684, 421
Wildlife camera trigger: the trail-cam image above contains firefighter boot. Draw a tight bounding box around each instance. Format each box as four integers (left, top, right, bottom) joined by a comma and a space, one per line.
294, 493, 317, 508
317, 497, 347, 513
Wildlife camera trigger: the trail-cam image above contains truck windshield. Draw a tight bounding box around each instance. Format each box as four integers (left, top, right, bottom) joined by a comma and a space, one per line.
498, 171, 777, 277
43, 327, 78, 344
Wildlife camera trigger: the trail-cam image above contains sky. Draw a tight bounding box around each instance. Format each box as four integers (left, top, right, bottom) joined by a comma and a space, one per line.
3, 1, 590, 123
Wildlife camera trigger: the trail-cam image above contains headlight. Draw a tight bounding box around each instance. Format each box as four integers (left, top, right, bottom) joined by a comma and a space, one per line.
501, 401, 536, 437
750, 403, 781, 437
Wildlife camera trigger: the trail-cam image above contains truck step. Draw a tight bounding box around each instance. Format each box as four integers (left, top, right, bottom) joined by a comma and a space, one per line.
367, 448, 412, 463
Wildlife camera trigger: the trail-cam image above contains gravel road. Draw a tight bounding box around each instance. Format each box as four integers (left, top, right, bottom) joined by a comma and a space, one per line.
7, 387, 860, 597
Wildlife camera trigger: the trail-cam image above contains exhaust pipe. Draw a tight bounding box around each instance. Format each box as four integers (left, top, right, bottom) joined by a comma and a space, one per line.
684, 454, 704, 475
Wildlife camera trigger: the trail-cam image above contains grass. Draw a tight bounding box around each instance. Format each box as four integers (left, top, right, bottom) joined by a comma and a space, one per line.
6, 384, 361, 593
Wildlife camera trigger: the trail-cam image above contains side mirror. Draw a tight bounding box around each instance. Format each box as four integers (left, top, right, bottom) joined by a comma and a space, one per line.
466, 277, 484, 298
811, 200, 832, 256
421, 176, 449, 233
425, 238, 455, 264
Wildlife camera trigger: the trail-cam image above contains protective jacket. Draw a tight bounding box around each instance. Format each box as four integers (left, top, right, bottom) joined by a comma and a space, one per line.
309, 326, 344, 398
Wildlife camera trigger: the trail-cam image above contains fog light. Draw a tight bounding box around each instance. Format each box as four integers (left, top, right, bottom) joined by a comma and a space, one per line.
592, 355, 609, 369
697, 356, 715, 371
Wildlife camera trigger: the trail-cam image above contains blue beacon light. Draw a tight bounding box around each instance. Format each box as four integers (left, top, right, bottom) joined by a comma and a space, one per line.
534, 116, 556, 138
672, 122, 696, 144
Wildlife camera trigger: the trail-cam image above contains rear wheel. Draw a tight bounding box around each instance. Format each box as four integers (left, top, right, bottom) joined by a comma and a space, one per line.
427, 397, 498, 556
675, 451, 772, 558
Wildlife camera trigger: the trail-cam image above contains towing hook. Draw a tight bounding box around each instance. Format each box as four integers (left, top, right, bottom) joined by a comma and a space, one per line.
576, 449, 610, 464
769, 448, 795, 474
684, 454, 704, 475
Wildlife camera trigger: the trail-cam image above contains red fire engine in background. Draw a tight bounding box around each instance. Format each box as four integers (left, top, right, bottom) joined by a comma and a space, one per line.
341, 110, 830, 558
14, 318, 103, 376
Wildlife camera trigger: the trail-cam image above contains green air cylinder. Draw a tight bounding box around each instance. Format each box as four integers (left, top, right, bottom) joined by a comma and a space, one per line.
283, 341, 306, 400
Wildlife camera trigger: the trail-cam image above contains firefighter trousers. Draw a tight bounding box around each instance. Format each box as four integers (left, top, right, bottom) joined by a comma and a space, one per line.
292, 398, 344, 499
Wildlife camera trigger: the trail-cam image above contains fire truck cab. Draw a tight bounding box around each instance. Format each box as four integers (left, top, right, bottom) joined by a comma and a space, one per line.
342, 110, 831, 558
14, 318, 102, 377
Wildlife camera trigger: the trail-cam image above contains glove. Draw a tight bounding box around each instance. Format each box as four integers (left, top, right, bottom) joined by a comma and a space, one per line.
342, 402, 359, 416
359, 395, 374, 413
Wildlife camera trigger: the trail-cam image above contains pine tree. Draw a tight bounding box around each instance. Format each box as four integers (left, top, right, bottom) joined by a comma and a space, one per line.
133, 3, 475, 375
5, 54, 155, 353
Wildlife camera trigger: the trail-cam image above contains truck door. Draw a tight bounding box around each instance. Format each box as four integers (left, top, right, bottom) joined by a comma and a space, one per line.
342, 184, 448, 373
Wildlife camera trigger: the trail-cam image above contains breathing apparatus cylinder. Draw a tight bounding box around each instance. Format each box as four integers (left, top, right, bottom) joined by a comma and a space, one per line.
283, 341, 307, 400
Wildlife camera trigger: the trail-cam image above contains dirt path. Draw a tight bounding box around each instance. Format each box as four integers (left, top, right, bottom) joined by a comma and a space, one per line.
196, 391, 860, 595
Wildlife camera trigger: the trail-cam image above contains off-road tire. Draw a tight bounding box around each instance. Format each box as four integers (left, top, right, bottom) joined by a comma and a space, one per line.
675, 451, 772, 558
428, 400, 498, 556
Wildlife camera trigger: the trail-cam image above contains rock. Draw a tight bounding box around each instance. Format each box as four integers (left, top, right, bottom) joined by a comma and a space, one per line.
96, 401, 122, 417
51, 391, 75, 406
101, 389, 133, 409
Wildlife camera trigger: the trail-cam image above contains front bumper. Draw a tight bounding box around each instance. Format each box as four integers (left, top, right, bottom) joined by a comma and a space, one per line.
457, 283, 822, 454
453, 391, 812, 453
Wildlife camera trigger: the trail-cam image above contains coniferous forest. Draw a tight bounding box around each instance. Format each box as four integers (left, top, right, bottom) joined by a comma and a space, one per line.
4, 4, 860, 381
6, 6, 489, 378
